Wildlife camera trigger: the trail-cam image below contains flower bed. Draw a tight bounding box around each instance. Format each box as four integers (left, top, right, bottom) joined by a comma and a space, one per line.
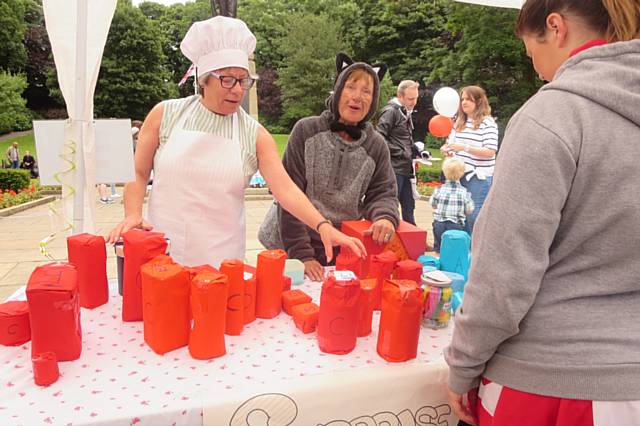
0, 184, 41, 209
416, 180, 442, 197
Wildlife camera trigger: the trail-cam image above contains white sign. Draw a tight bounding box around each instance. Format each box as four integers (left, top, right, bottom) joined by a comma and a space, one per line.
33, 119, 136, 186
205, 362, 457, 425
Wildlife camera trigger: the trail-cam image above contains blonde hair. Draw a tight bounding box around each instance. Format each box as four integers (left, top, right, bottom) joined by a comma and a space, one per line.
455, 86, 492, 132
516, 0, 640, 42
397, 80, 419, 97
442, 157, 466, 182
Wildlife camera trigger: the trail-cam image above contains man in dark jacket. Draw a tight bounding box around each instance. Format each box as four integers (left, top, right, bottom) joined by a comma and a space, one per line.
377, 80, 419, 224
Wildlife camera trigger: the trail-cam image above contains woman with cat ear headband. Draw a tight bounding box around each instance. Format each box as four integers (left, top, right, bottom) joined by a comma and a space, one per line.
258, 53, 400, 282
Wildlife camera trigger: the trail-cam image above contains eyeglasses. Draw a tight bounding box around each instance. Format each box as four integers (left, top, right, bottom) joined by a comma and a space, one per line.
209, 72, 257, 90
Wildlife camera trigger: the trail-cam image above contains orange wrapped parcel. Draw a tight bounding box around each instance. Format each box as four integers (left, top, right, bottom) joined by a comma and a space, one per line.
357, 278, 377, 337
26, 262, 82, 361
377, 279, 423, 362
317, 275, 362, 354
141, 261, 190, 355
281, 289, 312, 315
335, 246, 363, 278
220, 259, 245, 336
67, 233, 108, 309
0, 301, 30, 346
255, 249, 287, 319
122, 230, 168, 322
369, 251, 399, 310
32, 351, 59, 387
394, 259, 423, 284
292, 302, 319, 334
189, 272, 229, 359
244, 276, 257, 325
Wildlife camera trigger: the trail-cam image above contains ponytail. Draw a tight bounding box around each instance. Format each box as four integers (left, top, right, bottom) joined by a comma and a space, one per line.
602, 0, 640, 41
517, 0, 640, 41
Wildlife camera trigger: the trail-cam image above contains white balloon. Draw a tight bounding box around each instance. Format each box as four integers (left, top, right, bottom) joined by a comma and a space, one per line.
433, 87, 460, 118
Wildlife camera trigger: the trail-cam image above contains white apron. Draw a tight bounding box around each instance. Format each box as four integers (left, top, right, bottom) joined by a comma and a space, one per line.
148, 100, 246, 267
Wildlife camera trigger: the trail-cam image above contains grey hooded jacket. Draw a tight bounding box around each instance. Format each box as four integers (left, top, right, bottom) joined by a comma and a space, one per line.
445, 39, 640, 400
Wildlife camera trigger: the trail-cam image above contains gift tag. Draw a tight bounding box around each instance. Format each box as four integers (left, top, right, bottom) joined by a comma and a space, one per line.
333, 270, 357, 281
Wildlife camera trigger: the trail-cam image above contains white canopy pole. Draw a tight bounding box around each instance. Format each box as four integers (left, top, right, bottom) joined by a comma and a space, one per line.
73, 0, 87, 232
454, 0, 523, 8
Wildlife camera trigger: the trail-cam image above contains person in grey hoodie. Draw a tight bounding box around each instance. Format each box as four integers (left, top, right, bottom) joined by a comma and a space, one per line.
258, 53, 399, 281
444, 0, 640, 424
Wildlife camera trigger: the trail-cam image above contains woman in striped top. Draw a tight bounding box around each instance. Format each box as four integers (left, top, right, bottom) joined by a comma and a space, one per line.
441, 85, 498, 234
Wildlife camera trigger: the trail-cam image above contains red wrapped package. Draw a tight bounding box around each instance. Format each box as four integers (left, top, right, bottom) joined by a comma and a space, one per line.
244, 276, 256, 325
335, 246, 363, 278
281, 289, 312, 315
394, 259, 423, 284
141, 261, 190, 355
282, 275, 292, 292
32, 351, 59, 386
186, 263, 218, 280
67, 233, 108, 309
122, 230, 168, 322
255, 249, 287, 319
220, 259, 245, 336
317, 274, 362, 354
357, 278, 377, 337
377, 279, 423, 362
27, 262, 81, 361
0, 301, 30, 346
369, 251, 399, 310
189, 272, 229, 359
292, 302, 319, 334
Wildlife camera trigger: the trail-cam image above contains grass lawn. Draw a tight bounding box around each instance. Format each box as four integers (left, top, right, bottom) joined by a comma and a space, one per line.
0, 133, 36, 162
272, 134, 288, 157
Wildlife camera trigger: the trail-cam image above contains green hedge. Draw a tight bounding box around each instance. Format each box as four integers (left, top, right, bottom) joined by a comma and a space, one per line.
0, 169, 30, 191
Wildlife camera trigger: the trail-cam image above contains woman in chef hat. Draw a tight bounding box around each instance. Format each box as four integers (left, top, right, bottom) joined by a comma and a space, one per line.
108, 16, 365, 268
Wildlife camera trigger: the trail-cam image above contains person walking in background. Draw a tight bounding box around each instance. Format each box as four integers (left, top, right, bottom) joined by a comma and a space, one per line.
6, 142, 20, 169
441, 86, 498, 235
429, 157, 474, 254
445, 0, 640, 424
377, 80, 420, 225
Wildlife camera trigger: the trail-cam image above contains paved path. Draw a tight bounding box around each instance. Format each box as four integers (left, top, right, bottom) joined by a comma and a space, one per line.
0, 195, 434, 300
0, 130, 32, 142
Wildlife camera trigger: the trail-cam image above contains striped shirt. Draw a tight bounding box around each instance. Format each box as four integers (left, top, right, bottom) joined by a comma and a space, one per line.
157, 95, 259, 180
447, 116, 498, 178
430, 181, 474, 225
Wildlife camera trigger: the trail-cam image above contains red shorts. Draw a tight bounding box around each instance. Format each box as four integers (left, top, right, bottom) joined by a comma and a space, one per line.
477, 378, 640, 426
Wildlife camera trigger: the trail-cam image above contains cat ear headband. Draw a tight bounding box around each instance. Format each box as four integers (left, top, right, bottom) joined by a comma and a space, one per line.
335, 52, 387, 82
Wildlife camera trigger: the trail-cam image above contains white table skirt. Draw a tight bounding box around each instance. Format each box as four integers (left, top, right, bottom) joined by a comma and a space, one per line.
1, 277, 455, 426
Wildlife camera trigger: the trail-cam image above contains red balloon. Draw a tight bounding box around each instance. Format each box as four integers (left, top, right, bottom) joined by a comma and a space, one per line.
428, 115, 453, 138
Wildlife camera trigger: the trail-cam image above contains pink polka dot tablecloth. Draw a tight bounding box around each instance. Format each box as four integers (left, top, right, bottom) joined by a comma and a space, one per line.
0, 280, 453, 426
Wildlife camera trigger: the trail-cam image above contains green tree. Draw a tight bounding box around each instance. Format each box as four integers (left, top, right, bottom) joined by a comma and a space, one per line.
94, 1, 176, 120
358, 0, 450, 84
276, 12, 346, 129
154, 0, 210, 97
0, 72, 32, 134
0, 0, 27, 73
23, 0, 59, 111
429, 3, 542, 132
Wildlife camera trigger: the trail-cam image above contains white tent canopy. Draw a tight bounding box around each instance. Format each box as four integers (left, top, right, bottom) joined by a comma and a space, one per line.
454, 0, 523, 8
42, 0, 117, 234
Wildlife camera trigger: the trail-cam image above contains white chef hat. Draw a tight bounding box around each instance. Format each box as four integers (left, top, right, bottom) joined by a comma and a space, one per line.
180, 16, 256, 75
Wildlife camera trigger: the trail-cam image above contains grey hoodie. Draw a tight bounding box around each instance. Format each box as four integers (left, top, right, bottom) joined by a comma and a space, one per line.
445, 39, 640, 400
